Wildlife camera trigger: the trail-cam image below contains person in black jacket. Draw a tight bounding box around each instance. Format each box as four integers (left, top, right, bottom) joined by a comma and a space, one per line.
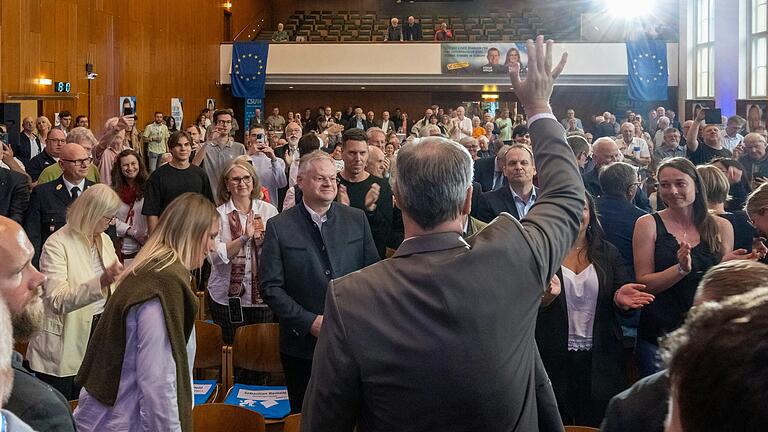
536, 191, 654, 427
13, 117, 42, 166
259, 151, 379, 413
384, 17, 403, 42
0, 167, 29, 225
403, 16, 423, 41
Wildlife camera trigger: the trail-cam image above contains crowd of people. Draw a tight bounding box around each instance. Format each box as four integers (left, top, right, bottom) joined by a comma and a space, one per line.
0, 37, 768, 431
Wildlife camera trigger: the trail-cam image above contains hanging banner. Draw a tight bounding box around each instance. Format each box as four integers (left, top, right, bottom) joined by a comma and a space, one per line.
441, 42, 528, 75
171, 98, 184, 129
244, 98, 264, 130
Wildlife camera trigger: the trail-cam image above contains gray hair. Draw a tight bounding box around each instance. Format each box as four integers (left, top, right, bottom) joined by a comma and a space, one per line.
394, 137, 473, 229
657, 116, 670, 128
366, 127, 386, 140
599, 162, 638, 197
419, 124, 441, 137
66, 126, 98, 147
298, 150, 334, 176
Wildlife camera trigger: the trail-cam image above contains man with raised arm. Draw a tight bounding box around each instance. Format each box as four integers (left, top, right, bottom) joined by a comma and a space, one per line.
302, 37, 583, 431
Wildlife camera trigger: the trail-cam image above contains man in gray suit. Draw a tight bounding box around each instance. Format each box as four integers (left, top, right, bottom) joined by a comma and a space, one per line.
259, 151, 379, 413
302, 37, 582, 431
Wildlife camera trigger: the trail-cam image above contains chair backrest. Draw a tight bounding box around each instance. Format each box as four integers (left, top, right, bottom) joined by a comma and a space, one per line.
283, 413, 302, 432
232, 323, 283, 373
194, 321, 225, 370
192, 404, 266, 432
564, 426, 601, 432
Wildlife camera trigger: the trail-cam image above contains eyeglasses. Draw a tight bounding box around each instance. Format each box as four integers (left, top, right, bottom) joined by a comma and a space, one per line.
102, 215, 117, 224
228, 175, 253, 184
61, 157, 93, 166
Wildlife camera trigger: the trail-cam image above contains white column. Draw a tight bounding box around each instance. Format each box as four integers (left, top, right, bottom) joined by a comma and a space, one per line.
713, 0, 741, 117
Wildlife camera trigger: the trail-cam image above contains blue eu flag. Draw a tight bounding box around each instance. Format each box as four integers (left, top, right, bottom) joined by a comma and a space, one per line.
627, 40, 668, 101
231, 42, 269, 98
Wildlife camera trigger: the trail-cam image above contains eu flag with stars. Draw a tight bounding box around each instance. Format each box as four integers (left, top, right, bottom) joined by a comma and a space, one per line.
231, 42, 269, 98
627, 40, 668, 101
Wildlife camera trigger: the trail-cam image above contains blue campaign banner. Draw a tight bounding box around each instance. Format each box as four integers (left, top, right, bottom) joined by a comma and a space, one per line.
627, 40, 669, 101
224, 384, 291, 419
193, 380, 216, 406
244, 98, 264, 130
231, 42, 269, 98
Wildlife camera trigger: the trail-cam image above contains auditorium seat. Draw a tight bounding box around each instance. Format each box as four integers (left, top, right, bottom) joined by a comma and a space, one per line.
194, 321, 228, 383
225, 323, 283, 390
282, 414, 302, 432
192, 404, 266, 432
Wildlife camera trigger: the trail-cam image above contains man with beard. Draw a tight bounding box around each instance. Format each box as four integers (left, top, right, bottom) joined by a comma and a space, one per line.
0, 216, 76, 431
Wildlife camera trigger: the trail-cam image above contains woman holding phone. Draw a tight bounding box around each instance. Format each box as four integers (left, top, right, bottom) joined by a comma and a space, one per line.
207, 159, 278, 343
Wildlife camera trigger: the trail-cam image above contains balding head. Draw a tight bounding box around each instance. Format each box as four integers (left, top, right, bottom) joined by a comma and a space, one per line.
593, 137, 623, 167
0, 217, 45, 342
366, 145, 387, 178
59, 143, 90, 183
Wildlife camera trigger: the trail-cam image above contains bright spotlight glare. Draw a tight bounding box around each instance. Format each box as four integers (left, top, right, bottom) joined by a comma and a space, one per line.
607, 0, 656, 18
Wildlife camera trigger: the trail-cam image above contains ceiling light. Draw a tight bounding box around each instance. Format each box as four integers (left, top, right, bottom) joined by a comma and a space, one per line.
36, 78, 53, 85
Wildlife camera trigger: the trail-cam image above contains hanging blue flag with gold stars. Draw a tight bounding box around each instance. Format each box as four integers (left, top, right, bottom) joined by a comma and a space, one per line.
627, 40, 668, 101
231, 42, 269, 98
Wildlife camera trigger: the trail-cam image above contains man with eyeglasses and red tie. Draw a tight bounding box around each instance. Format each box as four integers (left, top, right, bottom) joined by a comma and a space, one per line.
25, 142, 96, 267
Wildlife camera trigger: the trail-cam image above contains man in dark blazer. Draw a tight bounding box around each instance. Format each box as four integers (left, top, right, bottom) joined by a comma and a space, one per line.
26, 128, 66, 182
345, 107, 371, 131
13, 117, 42, 166
24, 143, 95, 267
584, 137, 651, 212
302, 40, 582, 431
0, 167, 30, 225
259, 151, 379, 414
476, 144, 540, 222
473, 142, 510, 192
403, 16, 423, 41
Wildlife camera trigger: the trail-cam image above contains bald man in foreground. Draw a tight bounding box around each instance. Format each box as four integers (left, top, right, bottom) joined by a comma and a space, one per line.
24, 143, 96, 266
303, 37, 580, 431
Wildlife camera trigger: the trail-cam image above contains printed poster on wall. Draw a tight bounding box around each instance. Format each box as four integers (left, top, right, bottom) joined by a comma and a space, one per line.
746, 103, 768, 133
120, 96, 137, 117
441, 43, 528, 75
171, 98, 184, 129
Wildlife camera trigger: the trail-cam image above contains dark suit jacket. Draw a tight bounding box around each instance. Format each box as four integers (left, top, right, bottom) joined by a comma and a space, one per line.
259, 202, 379, 359
476, 185, 540, 223
345, 118, 372, 131
302, 118, 584, 431
403, 23, 423, 40
5, 352, 76, 432
582, 168, 652, 212
473, 156, 506, 192
601, 370, 668, 432
376, 119, 395, 134
536, 242, 631, 405
596, 194, 648, 277
26, 150, 56, 182
24, 176, 96, 267
0, 167, 30, 225
13, 132, 42, 166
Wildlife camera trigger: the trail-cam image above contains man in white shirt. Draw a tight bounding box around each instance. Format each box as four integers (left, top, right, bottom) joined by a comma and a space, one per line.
614, 122, 651, 168
454, 106, 473, 139
246, 125, 287, 205
379, 111, 395, 134
720, 115, 745, 152
653, 116, 670, 149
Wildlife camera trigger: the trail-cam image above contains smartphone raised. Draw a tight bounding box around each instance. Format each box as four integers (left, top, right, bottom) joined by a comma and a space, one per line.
704, 108, 722, 125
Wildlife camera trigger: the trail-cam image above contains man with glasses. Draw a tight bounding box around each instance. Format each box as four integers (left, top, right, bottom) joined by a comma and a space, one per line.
26, 128, 67, 182
24, 143, 95, 266
192, 109, 246, 202
37, 127, 100, 185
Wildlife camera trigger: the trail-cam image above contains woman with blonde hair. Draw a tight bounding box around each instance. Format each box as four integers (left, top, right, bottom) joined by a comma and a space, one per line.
75, 192, 219, 432
36, 116, 52, 141
208, 159, 279, 343
26, 184, 123, 400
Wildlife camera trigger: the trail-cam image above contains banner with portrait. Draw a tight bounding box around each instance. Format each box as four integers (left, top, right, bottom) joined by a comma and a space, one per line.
746, 102, 768, 133
119, 96, 136, 117
171, 98, 184, 129
441, 43, 528, 75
